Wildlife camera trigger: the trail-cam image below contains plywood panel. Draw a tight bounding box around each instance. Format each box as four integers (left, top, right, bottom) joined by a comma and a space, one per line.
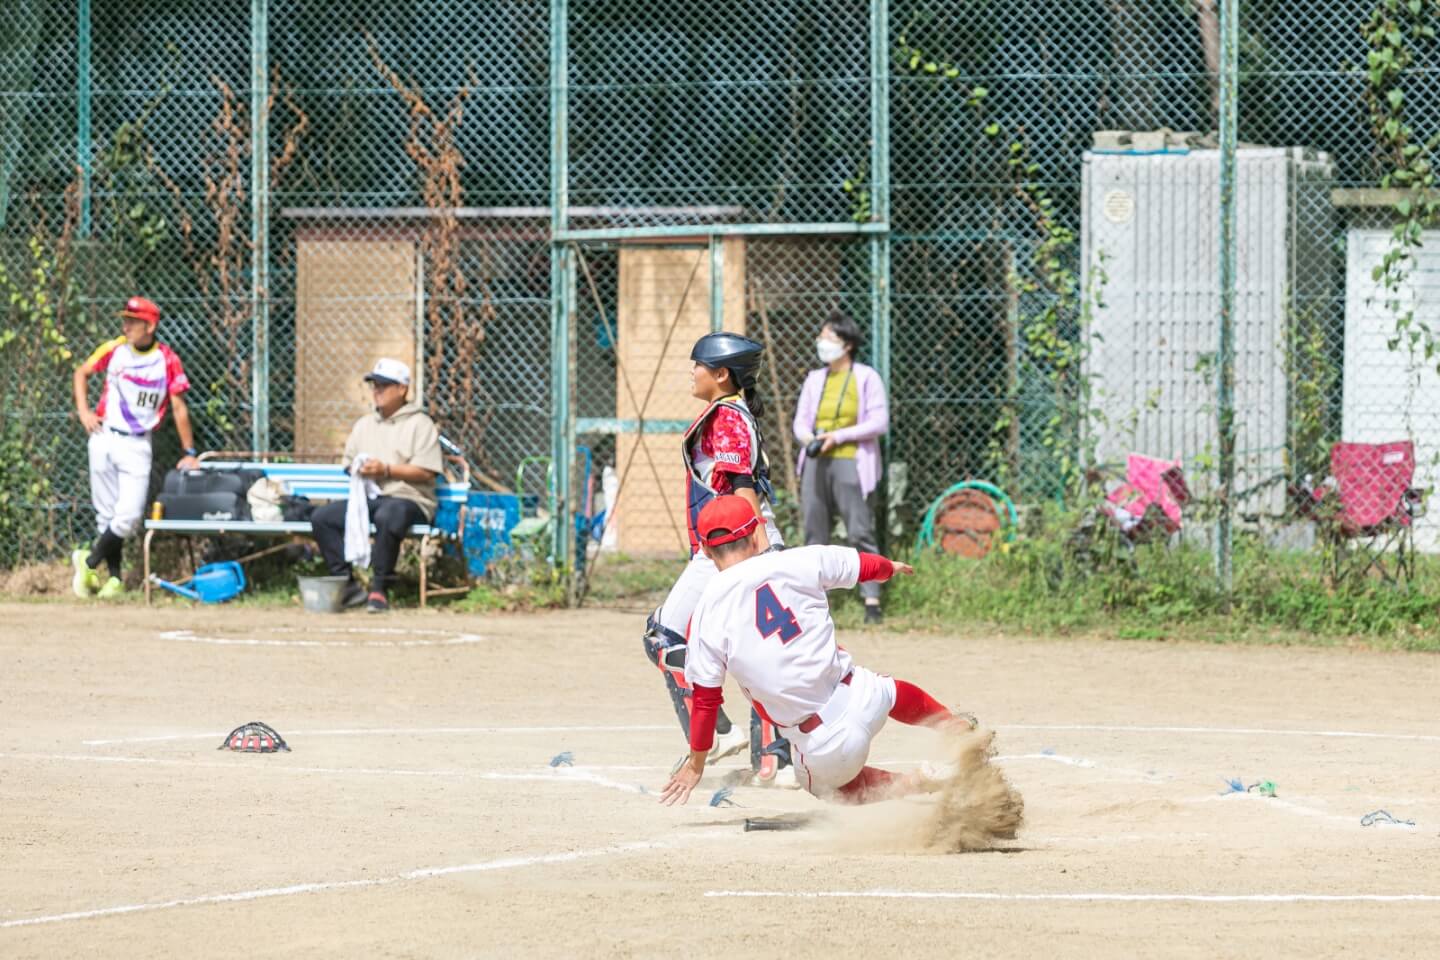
614, 432, 690, 555
612, 240, 746, 555
295, 240, 416, 456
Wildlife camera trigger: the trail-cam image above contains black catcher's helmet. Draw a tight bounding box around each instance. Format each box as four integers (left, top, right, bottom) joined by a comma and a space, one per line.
691, 332, 764, 389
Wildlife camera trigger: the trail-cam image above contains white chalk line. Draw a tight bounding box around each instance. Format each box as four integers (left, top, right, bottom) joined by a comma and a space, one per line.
81, 724, 672, 747
996, 753, 1167, 782
158, 628, 486, 648
2, 753, 660, 796
0, 841, 670, 930
81, 721, 1440, 749
703, 890, 1440, 904
1193, 791, 1424, 829
1003, 723, 1440, 744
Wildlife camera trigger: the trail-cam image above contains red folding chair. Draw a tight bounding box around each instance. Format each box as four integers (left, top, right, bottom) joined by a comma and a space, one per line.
1303, 441, 1423, 585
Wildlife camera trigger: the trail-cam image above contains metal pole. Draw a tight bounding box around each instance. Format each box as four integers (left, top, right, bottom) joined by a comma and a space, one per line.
550, 0, 573, 573
869, 0, 893, 549
250, 0, 270, 452
77, 0, 92, 236
554, 220, 887, 243
1216, 0, 1238, 596
709, 234, 724, 332
868, 0, 891, 386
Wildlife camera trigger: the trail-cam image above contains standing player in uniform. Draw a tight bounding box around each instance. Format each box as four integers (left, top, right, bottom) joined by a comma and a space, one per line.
70, 296, 200, 598
659, 495, 974, 806
642, 332, 790, 779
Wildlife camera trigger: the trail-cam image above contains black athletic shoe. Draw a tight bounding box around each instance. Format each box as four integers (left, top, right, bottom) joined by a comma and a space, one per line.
342, 581, 368, 609
864, 604, 883, 625
366, 591, 389, 614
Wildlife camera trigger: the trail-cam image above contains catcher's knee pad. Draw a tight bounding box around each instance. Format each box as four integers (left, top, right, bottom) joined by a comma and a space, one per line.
643, 611, 690, 683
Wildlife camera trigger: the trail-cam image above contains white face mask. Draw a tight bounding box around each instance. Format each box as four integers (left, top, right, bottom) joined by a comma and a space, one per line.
816, 338, 847, 364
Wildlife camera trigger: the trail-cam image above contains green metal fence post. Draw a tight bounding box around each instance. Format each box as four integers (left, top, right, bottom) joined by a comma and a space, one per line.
1216, 0, 1238, 597
868, 0, 891, 387
869, 0, 893, 549
76, 0, 92, 237
709, 234, 724, 332
550, 0, 573, 576
249, 0, 270, 453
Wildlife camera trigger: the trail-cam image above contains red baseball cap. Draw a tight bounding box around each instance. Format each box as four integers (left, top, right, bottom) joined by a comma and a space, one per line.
118, 296, 161, 325
696, 495, 760, 547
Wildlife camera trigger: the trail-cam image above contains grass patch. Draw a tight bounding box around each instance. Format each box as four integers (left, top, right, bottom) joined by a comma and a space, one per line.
878, 520, 1440, 651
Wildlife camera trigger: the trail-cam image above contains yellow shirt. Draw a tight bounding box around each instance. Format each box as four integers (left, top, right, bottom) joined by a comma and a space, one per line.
814, 369, 859, 459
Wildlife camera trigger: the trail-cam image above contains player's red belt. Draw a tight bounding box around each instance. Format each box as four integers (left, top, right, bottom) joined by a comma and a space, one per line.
795, 671, 853, 734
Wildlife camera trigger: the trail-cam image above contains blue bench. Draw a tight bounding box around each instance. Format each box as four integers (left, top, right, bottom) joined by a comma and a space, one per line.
142, 454, 470, 607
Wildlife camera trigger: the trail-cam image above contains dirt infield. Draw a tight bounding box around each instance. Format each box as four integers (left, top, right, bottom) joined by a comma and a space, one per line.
2, 600, 1438, 958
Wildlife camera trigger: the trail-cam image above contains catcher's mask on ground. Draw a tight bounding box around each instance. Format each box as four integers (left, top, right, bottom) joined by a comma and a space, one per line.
218, 721, 291, 753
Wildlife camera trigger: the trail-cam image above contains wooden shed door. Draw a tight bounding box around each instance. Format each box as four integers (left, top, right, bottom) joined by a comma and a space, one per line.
294, 239, 417, 456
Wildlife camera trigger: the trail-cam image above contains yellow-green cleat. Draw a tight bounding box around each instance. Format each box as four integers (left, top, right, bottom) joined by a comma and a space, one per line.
96, 576, 126, 600
71, 549, 99, 598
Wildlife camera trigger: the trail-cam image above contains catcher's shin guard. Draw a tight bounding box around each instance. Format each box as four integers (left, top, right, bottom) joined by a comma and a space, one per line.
749, 709, 791, 781
643, 612, 694, 737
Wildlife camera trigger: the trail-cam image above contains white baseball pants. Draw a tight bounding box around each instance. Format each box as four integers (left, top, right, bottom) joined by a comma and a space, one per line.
786, 665, 897, 796
88, 430, 152, 538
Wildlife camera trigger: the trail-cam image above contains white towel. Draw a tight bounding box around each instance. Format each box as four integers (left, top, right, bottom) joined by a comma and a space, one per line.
344, 455, 382, 568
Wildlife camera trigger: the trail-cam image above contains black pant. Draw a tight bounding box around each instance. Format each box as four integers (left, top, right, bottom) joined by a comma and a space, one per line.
311, 496, 426, 594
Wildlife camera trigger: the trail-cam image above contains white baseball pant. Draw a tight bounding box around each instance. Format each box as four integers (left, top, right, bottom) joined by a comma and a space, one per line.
785, 665, 897, 797
88, 430, 152, 538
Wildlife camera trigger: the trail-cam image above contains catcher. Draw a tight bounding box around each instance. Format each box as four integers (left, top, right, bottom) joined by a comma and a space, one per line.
641, 332, 794, 783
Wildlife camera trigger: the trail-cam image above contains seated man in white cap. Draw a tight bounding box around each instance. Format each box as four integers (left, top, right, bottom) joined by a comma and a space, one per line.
310, 358, 444, 612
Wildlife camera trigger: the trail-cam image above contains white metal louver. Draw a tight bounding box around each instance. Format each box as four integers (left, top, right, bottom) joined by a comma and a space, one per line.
1343, 228, 1440, 551
1080, 144, 1336, 519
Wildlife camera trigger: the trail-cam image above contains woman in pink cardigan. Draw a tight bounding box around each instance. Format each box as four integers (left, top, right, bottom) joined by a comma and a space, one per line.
792, 313, 891, 623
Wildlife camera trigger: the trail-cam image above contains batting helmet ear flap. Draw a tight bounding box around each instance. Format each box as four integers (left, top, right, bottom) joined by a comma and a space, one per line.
691, 332, 764, 389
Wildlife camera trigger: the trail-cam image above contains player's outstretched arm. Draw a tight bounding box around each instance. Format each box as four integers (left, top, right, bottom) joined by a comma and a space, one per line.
857, 552, 913, 583
659, 751, 706, 805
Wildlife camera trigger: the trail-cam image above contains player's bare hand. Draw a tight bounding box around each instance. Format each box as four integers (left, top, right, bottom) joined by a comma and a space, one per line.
357, 459, 388, 479
176, 455, 201, 471
890, 560, 914, 576
659, 757, 704, 806
818, 433, 838, 454
78, 410, 102, 434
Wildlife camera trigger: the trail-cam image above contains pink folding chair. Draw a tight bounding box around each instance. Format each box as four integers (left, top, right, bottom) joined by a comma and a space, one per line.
1306, 441, 1423, 584
1101, 454, 1191, 543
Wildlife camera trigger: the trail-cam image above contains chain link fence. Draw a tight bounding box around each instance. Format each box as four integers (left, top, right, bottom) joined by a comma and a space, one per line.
3, 1, 1438, 597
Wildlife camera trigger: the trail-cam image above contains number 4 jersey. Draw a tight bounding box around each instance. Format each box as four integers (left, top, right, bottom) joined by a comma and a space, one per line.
685, 544, 861, 727
83, 336, 191, 435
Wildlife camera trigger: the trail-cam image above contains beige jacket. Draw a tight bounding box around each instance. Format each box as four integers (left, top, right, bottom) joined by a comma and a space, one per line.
343, 402, 444, 519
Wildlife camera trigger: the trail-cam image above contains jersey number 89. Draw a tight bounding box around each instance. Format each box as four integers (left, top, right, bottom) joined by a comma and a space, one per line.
755, 583, 802, 644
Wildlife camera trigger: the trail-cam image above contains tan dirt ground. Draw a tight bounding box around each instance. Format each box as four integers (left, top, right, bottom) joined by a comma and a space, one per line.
1, 600, 1438, 958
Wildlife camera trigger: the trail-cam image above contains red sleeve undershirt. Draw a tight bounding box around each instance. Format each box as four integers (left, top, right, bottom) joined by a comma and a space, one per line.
857, 552, 893, 583
689, 684, 723, 753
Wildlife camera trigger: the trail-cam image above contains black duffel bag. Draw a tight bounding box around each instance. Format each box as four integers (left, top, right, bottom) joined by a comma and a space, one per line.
158, 467, 266, 522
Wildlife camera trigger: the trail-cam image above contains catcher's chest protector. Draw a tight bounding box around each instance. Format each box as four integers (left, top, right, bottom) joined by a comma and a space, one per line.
681, 397, 773, 553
